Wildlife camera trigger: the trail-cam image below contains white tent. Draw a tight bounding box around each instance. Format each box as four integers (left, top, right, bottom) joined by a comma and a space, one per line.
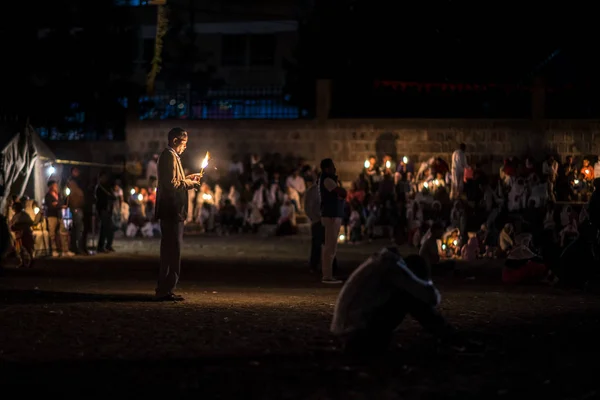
0, 123, 56, 214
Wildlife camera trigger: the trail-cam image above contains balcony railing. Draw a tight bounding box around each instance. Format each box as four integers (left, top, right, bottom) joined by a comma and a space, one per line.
138, 86, 310, 120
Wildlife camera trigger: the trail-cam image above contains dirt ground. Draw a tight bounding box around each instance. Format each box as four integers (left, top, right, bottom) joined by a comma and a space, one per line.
1, 235, 600, 399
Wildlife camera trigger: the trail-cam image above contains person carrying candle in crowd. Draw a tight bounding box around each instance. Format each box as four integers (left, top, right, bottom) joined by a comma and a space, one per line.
154, 128, 202, 301
318, 158, 346, 284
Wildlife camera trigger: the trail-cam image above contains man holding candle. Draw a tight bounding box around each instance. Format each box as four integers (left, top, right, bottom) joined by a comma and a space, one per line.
154, 128, 202, 301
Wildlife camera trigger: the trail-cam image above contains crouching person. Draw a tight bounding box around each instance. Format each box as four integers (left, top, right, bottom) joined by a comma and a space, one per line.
331, 248, 463, 359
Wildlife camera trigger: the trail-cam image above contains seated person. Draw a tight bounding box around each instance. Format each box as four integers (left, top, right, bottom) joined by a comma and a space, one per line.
461, 232, 479, 262
331, 248, 464, 358
275, 199, 297, 236
498, 223, 514, 256
9, 202, 34, 268
503, 234, 547, 284
419, 222, 456, 273
219, 199, 237, 235
441, 228, 461, 258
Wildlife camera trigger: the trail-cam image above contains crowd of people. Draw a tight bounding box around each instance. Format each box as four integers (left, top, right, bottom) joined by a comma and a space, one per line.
2, 138, 600, 286
337, 144, 600, 286
0, 149, 319, 267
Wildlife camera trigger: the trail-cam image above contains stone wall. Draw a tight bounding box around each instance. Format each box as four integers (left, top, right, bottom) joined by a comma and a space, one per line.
125, 119, 600, 180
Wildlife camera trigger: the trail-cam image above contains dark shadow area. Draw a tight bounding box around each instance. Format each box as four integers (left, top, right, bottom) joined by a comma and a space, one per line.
1, 312, 600, 398
0, 289, 154, 305
375, 131, 398, 162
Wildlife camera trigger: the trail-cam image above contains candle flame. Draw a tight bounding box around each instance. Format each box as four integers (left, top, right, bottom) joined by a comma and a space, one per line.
201, 152, 210, 169
364, 160, 370, 169
385, 160, 391, 169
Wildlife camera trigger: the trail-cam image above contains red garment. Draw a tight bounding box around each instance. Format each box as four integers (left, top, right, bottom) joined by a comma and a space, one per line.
463, 167, 474, 182
502, 261, 547, 284
347, 189, 366, 204
503, 159, 517, 177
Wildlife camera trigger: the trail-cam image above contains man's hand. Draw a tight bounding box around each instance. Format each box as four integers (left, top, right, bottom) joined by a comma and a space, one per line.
186, 173, 203, 182
193, 182, 202, 190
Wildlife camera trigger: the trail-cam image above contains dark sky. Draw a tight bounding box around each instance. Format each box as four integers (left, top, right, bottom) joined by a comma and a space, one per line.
307, 1, 597, 84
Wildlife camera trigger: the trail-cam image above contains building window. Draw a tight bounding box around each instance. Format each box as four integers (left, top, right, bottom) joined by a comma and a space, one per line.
221, 35, 247, 66
249, 34, 276, 66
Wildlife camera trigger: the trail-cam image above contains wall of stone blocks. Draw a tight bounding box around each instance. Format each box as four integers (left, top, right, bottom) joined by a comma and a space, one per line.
125, 119, 600, 180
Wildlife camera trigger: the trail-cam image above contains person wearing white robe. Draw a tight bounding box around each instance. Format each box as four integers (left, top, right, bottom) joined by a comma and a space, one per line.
529, 175, 548, 208
543, 156, 559, 202
450, 143, 468, 199
594, 157, 600, 180
508, 177, 527, 212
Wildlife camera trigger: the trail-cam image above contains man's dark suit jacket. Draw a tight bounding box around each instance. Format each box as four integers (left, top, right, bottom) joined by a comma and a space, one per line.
155, 147, 196, 221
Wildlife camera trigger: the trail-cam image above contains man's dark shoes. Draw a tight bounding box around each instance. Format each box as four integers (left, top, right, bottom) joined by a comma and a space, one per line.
106, 247, 116, 252
154, 293, 185, 302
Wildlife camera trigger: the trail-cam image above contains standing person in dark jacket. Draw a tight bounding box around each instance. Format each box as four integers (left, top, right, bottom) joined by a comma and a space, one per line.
304, 177, 338, 274
95, 171, 117, 253
318, 158, 347, 284
66, 167, 87, 255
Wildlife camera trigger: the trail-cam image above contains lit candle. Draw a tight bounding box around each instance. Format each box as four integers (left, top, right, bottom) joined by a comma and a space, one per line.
65, 188, 71, 196
130, 188, 135, 195
423, 182, 428, 188
137, 193, 143, 201
402, 156, 408, 164
201, 151, 210, 172
364, 160, 370, 169
585, 169, 590, 174
34, 207, 40, 215
385, 160, 391, 169
453, 240, 458, 246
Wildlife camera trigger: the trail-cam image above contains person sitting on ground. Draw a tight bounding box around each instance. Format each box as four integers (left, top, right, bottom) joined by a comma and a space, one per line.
461, 232, 479, 262
219, 199, 237, 235
275, 198, 297, 236
498, 223, 514, 257
502, 234, 547, 284
9, 201, 35, 268
419, 222, 456, 273
331, 248, 466, 358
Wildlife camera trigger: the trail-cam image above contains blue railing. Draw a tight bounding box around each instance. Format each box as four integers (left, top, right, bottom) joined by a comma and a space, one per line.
138, 87, 309, 120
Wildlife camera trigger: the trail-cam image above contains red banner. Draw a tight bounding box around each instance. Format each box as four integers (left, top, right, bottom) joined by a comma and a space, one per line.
374, 80, 579, 92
